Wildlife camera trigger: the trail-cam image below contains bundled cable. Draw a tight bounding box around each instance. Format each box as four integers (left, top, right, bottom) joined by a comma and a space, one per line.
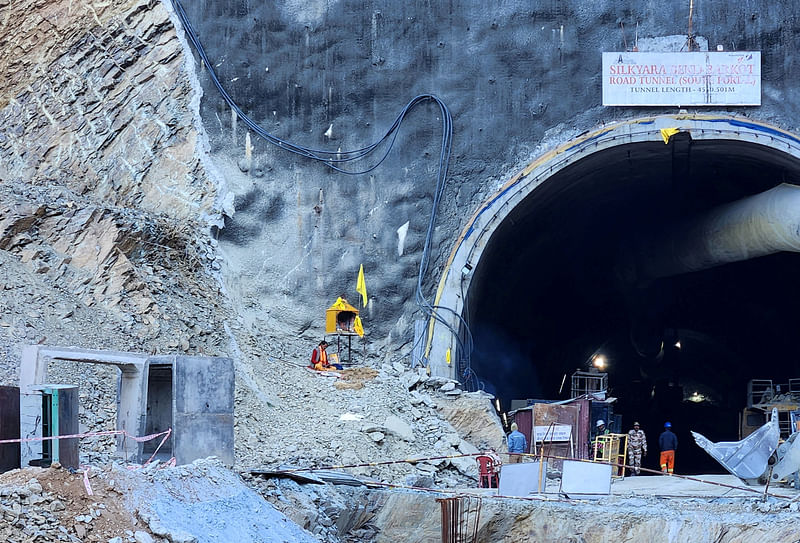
169, 0, 475, 385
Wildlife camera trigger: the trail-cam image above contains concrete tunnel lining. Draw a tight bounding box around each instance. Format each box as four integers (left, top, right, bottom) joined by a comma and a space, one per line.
428, 114, 800, 378
425, 114, 800, 473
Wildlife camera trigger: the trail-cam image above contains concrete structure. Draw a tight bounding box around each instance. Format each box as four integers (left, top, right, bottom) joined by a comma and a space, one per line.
148, 354, 236, 465
498, 461, 547, 497
19, 346, 234, 466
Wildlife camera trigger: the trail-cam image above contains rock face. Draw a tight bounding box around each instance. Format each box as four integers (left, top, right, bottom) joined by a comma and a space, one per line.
437, 392, 506, 454
0, 0, 226, 351
0, 0, 236, 463
0, 0, 216, 221
173, 0, 800, 369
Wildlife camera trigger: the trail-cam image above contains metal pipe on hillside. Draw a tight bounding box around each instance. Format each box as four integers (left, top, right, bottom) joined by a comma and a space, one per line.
633, 183, 800, 281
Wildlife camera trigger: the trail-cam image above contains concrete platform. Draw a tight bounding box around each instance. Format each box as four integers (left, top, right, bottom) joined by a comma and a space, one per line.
460, 473, 800, 500
610, 473, 798, 499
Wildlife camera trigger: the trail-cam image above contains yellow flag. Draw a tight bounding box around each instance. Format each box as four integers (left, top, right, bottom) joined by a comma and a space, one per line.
354, 316, 364, 337
356, 264, 367, 307
446, 348, 451, 365
660, 128, 679, 144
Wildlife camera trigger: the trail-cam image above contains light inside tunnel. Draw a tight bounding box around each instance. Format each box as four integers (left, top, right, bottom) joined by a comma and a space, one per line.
592, 354, 607, 370
464, 136, 800, 474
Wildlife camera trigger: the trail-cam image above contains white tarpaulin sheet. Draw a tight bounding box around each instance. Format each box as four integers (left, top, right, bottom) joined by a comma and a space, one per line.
602, 51, 761, 106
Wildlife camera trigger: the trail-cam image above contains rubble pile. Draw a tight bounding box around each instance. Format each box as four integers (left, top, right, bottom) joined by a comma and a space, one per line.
245, 476, 380, 543
241, 357, 503, 486
0, 459, 322, 543
0, 477, 68, 542
0, 465, 157, 543
119, 458, 320, 543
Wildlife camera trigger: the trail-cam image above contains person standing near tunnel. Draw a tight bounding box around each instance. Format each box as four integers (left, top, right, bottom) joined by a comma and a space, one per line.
659, 422, 678, 474
507, 422, 527, 463
592, 419, 610, 458
627, 422, 647, 476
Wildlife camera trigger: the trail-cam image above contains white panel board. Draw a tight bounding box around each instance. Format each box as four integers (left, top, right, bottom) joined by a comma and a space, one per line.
560, 460, 612, 497
533, 424, 572, 441
602, 51, 761, 106
498, 461, 546, 497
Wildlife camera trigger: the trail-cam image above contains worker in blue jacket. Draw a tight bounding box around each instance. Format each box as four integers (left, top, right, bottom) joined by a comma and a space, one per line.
507, 422, 527, 463
659, 422, 678, 474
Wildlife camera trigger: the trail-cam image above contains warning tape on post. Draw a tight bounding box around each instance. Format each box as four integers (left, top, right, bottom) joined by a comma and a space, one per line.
0, 428, 173, 468
0, 428, 171, 446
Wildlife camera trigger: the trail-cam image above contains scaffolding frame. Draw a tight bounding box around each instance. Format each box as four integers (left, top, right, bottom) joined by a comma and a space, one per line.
593, 433, 628, 478
748, 379, 777, 408
571, 371, 608, 398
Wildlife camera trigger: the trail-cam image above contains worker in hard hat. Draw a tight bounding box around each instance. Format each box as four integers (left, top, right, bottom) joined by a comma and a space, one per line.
592, 419, 610, 459
659, 422, 678, 474
627, 421, 648, 476
507, 422, 527, 463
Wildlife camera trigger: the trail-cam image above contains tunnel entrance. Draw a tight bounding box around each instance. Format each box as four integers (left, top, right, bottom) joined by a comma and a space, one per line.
430, 116, 800, 475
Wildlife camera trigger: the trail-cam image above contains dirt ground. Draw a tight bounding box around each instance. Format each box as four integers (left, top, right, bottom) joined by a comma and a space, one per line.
0, 464, 154, 542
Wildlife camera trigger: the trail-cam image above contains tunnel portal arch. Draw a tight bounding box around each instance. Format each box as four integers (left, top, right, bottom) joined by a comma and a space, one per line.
427, 114, 800, 385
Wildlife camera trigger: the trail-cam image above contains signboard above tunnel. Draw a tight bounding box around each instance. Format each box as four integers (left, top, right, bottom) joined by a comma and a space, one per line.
602, 51, 761, 106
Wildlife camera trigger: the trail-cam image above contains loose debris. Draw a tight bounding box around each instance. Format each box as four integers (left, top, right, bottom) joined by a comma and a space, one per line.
0, 464, 154, 543
334, 367, 379, 390
0, 459, 320, 543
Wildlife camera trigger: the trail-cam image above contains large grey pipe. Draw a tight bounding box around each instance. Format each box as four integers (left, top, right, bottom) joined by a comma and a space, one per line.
632, 183, 800, 281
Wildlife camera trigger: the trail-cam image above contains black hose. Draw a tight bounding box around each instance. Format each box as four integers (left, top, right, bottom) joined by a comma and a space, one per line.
169, 0, 475, 384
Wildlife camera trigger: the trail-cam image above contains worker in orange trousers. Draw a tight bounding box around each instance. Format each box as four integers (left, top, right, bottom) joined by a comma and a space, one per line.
659, 421, 678, 474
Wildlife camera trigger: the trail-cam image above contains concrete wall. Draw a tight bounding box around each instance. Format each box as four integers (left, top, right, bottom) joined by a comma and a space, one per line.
174, 1, 800, 361
170, 355, 235, 466
20, 347, 234, 466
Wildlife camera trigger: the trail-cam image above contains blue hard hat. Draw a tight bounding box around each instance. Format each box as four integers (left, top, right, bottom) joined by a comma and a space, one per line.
664, 421, 672, 428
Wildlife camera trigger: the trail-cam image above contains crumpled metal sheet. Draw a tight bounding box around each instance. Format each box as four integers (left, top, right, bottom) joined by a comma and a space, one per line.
692, 408, 779, 481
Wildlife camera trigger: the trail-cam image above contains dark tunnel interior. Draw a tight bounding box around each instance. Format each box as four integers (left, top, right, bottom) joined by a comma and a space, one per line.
466, 136, 800, 474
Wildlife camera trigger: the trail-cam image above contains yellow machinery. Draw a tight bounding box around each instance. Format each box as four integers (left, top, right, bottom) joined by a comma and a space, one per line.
741, 379, 800, 439
593, 433, 628, 478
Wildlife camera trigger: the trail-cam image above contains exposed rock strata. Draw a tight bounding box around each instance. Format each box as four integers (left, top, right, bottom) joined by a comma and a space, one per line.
0, 0, 231, 463
0, 0, 215, 220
